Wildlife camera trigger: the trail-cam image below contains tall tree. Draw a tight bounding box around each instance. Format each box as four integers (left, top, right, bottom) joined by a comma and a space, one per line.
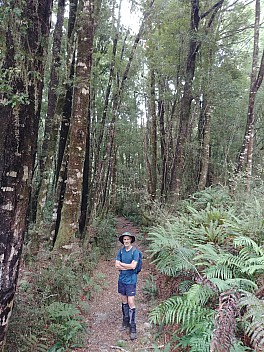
35, 0, 66, 230
0, 0, 52, 348
169, 0, 224, 203
91, 0, 155, 218
148, 64, 158, 200
235, 0, 264, 191
54, 0, 95, 249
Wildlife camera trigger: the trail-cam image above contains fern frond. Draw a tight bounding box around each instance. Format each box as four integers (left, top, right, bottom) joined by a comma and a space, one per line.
205, 264, 234, 280
225, 278, 257, 291
194, 243, 221, 264
178, 280, 195, 294
186, 283, 216, 306
45, 302, 81, 322
209, 278, 230, 292
234, 236, 263, 256
238, 291, 264, 352
147, 226, 197, 276
177, 320, 213, 352
152, 245, 196, 276
149, 295, 215, 332
242, 256, 264, 275
20, 334, 50, 352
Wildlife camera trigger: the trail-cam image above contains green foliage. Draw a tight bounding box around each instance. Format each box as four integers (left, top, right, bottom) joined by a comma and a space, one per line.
6, 248, 93, 350
238, 292, 264, 351
183, 186, 233, 210
19, 334, 51, 352
143, 274, 158, 300
148, 187, 263, 350
82, 272, 108, 299
34, 263, 81, 303
92, 213, 117, 256
44, 302, 85, 348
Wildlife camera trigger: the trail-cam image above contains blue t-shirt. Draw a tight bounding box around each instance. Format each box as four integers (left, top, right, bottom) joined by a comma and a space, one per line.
116, 246, 140, 285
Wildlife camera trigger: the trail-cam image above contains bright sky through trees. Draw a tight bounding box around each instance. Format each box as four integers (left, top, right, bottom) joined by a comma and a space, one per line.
120, 0, 141, 32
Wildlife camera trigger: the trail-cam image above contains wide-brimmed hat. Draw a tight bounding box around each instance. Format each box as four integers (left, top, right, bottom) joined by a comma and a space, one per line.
119, 231, 135, 244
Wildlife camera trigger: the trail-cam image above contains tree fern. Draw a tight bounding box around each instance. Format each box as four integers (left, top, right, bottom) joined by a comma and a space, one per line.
194, 244, 235, 279
148, 227, 197, 276
188, 186, 232, 209
210, 290, 240, 352
152, 246, 196, 276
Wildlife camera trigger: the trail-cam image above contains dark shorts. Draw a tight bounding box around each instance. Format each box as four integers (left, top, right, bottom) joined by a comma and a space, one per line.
118, 281, 136, 296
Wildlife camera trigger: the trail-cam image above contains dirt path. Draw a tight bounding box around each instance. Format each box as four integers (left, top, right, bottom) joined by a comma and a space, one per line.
75, 217, 161, 352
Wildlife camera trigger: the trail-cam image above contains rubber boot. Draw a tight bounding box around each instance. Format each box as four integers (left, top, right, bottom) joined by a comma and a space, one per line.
129, 307, 137, 340
120, 303, 129, 331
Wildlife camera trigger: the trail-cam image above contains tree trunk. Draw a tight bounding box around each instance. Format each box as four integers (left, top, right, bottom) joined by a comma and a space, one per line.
0, 0, 52, 348
149, 65, 157, 200
35, 0, 66, 229
169, 0, 224, 203
169, 0, 201, 202
89, 0, 122, 219
198, 95, 212, 190
54, 0, 95, 249
49, 0, 78, 245
235, 0, 264, 192
157, 76, 177, 202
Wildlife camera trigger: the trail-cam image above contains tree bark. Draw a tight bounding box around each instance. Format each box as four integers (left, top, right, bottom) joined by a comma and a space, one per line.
54, 0, 95, 249
0, 0, 52, 348
198, 95, 212, 190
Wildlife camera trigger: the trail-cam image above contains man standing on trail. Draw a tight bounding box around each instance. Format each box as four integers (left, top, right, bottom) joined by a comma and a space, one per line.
115, 232, 140, 340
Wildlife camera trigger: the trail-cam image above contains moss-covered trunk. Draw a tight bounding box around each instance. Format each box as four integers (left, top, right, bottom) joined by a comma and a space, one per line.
0, 0, 52, 348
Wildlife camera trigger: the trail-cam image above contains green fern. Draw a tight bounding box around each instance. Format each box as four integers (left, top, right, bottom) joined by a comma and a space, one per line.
186, 283, 216, 306
238, 292, 264, 351
147, 187, 263, 351
234, 236, 263, 256
148, 227, 197, 276
177, 320, 213, 352
149, 295, 215, 332
44, 302, 84, 347
178, 280, 195, 294
46, 302, 80, 322
20, 334, 50, 352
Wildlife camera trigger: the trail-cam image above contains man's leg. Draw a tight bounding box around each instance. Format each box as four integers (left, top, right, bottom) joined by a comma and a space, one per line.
118, 282, 130, 330
128, 295, 137, 340
120, 295, 129, 330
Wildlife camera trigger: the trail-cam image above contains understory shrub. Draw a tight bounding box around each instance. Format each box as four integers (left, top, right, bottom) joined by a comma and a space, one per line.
5, 245, 97, 351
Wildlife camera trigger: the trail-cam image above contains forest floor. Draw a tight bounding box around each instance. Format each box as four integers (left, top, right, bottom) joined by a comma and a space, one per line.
73, 216, 164, 352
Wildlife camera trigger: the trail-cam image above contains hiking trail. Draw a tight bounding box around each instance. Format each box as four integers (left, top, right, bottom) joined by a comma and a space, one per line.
74, 216, 162, 352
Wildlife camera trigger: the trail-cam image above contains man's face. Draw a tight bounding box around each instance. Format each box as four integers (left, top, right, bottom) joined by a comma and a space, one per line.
123, 236, 132, 246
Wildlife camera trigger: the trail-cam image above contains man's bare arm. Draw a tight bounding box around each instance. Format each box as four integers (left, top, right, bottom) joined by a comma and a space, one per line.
119, 260, 137, 270
115, 260, 129, 270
